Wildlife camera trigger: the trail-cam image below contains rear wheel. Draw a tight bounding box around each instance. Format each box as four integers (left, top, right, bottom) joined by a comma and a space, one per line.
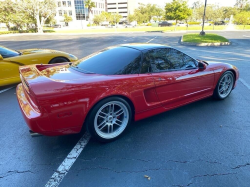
49, 57, 69, 64
213, 71, 234, 100
87, 97, 132, 142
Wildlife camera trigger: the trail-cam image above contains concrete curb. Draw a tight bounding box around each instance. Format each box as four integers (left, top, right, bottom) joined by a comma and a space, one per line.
180, 35, 231, 46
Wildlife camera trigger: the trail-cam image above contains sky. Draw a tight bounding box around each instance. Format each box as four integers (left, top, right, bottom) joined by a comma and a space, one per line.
139, 0, 236, 8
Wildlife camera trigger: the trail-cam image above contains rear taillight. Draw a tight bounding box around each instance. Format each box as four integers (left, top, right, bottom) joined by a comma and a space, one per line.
20, 74, 30, 93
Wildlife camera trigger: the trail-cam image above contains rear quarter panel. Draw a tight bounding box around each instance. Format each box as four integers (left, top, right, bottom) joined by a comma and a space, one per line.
29, 72, 157, 133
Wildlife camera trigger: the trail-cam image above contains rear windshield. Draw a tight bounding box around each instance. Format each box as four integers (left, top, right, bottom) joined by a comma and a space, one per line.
0, 46, 19, 58
72, 47, 141, 75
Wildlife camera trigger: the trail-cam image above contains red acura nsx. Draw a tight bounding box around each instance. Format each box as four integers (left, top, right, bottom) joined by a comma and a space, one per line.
16, 44, 239, 142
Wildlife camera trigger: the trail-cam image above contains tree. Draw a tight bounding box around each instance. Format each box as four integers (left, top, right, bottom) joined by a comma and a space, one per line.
192, 0, 203, 9
100, 12, 111, 23
84, 0, 96, 21
221, 7, 239, 20
127, 14, 136, 23
93, 15, 103, 25
64, 14, 73, 26
235, 0, 249, 9
190, 0, 203, 21
110, 13, 122, 25
20, 0, 57, 33
234, 11, 250, 29
165, 0, 192, 30
133, 3, 164, 23
0, 0, 17, 30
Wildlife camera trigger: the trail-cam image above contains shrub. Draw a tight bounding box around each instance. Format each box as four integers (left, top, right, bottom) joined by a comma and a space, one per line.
187, 22, 200, 25
44, 30, 55, 33
147, 23, 152, 26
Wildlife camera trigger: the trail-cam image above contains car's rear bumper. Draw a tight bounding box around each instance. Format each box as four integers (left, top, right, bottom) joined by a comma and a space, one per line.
16, 83, 44, 134
16, 83, 82, 136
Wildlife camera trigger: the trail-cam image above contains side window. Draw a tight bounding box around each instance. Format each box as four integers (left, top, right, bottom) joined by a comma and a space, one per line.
114, 55, 141, 75
141, 49, 171, 73
140, 51, 152, 73
166, 48, 197, 70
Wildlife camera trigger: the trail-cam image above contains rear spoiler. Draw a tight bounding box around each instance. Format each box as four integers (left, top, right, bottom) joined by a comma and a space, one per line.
19, 62, 70, 85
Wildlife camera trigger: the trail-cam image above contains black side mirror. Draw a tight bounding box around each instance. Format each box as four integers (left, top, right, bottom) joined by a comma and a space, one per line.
198, 62, 206, 70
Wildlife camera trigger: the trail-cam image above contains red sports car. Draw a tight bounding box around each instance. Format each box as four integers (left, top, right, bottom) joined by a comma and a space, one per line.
16, 44, 239, 142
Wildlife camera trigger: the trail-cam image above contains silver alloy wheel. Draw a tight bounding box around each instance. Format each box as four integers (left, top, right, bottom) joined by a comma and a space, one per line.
94, 101, 129, 139
218, 73, 234, 98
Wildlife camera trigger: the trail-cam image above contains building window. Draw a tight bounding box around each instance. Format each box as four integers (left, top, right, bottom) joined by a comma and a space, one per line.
62, 1, 66, 6
58, 1, 61, 7
108, 3, 116, 5
118, 7, 127, 9
108, 7, 116, 9
118, 2, 127, 4
68, 1, 71, 7
119, 12, 127, 13
59, 10, 62, 16
64, 10, 67, 15
74, 0, 86, 20
69, 10, 72, 16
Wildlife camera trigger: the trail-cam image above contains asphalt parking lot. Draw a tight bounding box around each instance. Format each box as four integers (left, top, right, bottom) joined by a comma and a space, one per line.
0, 31, 250, 187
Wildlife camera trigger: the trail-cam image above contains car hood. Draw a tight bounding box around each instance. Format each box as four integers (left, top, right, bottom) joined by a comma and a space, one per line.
18, 49, 62, 55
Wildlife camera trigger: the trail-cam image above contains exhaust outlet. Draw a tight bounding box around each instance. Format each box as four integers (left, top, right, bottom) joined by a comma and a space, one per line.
29, 130, 42, 137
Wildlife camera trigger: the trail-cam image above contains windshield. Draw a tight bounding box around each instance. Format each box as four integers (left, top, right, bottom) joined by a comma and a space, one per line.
0, 46, 20, 58
71, 47, 142, 75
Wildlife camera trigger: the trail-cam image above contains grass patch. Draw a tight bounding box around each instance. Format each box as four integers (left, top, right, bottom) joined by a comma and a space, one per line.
164, 25, 226, 31
235, 25, 250, 30
183, 33, 229, 43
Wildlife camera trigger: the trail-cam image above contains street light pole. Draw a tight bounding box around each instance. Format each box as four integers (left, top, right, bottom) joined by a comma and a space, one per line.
200, 0, 207, 35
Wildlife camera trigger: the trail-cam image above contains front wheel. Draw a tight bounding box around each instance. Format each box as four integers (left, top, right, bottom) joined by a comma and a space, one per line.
87, 97, 132, 142
213, 71, 234, 100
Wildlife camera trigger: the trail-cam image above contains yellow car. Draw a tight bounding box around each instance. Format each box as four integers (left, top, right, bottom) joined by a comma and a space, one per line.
0, 45, 78, 86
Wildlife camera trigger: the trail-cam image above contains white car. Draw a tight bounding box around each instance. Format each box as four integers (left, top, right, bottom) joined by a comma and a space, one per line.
177, 22, 187, 27
200, 22, 212, 26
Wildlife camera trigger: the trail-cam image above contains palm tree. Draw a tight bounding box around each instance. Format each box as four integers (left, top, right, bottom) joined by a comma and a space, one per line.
84, 0, 96, 21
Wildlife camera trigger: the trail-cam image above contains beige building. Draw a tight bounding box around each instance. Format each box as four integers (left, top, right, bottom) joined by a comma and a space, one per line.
106, 0, 141, 21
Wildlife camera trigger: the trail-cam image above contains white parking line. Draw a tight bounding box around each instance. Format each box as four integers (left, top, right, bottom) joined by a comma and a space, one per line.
239, 78, 250, 90
146, 36, 157, 43
243, 35, 250, 38
45, 132, 91, 187
0, 86, 14, 94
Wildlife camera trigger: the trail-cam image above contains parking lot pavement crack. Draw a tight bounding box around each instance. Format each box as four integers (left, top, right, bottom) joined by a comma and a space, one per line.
79, 156, 151, 162
191, 172, 237, 179
78, 157, 223, 165
76, 166, 172, 174
0, 170, 34, 179
172, 182, 193, 187
232, 163, 250, 169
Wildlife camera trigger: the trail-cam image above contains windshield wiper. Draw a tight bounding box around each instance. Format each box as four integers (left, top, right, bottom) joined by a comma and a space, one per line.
15, 50, 22, 55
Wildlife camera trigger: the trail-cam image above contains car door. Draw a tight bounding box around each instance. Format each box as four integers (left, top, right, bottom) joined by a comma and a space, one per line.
144, 48, 214, 109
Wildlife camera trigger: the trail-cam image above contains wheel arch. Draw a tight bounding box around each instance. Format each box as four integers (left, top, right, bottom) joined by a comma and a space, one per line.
48, 56, 70, 64
81, 94, 136, 132
228, 69, 237, 87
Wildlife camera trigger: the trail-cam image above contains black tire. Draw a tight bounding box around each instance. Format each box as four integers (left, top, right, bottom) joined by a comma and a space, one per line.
86, 97, 132, 142
213, 71, 235, 100
49, 57, 69, 64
